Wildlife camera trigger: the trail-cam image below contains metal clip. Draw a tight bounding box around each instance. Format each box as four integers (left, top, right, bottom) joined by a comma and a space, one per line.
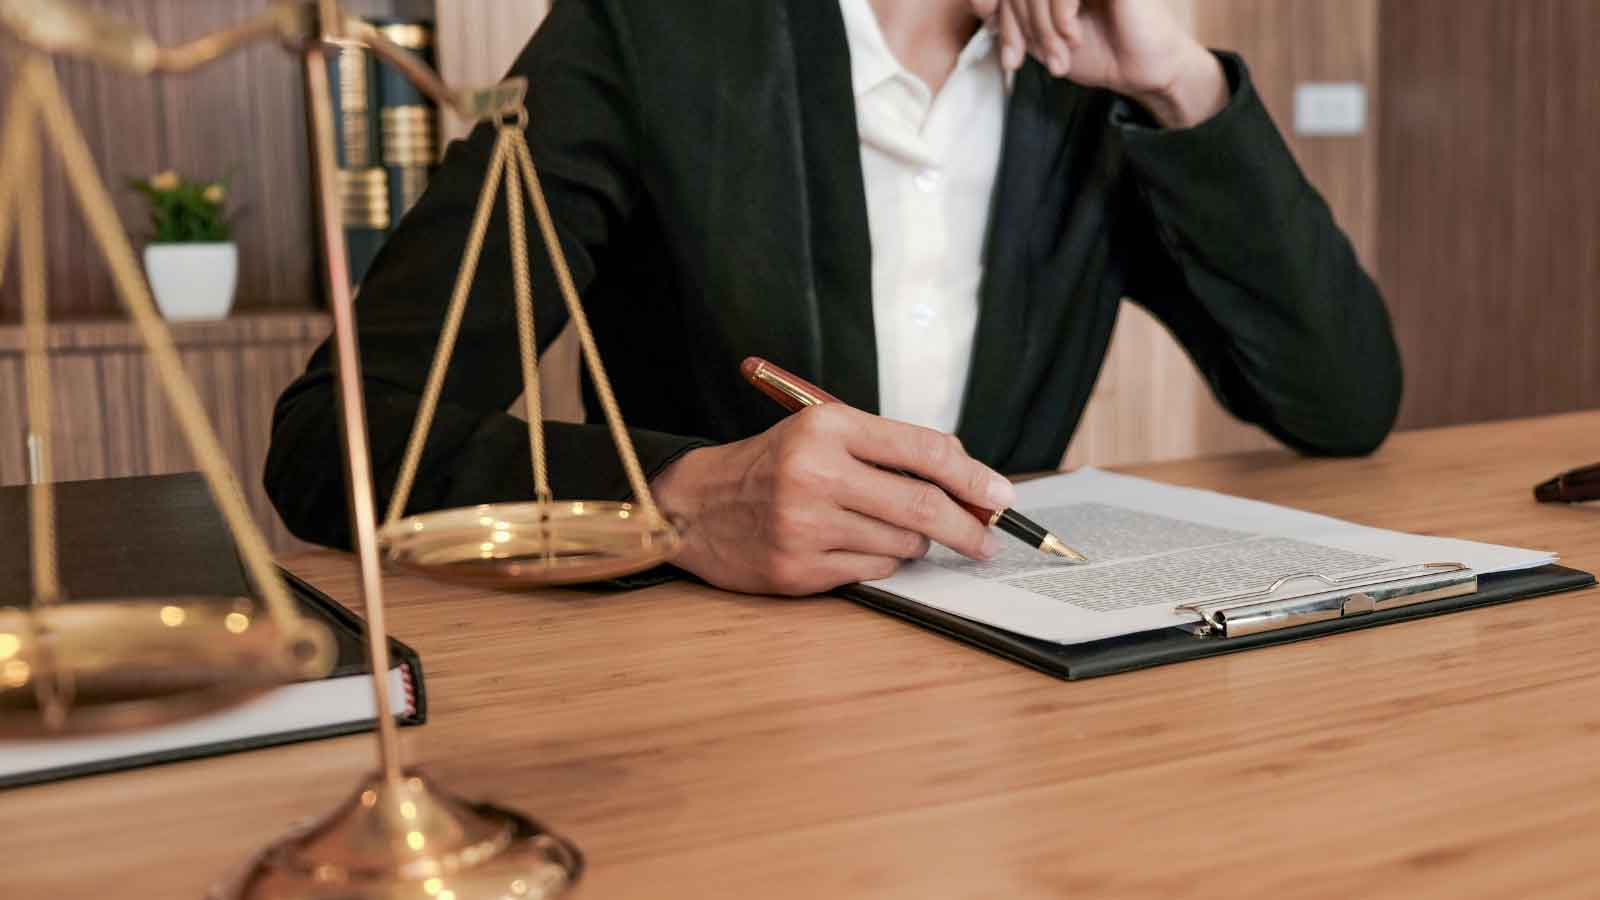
1179, 563, 1478, 638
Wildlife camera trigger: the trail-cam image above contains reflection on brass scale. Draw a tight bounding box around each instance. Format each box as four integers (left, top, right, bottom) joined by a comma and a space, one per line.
1, 1, 693, 897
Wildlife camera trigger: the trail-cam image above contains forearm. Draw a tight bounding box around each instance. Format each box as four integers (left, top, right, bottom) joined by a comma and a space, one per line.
1118, 54, 1402, 454
264, 372, 711, 550
1126, 40, 1229, 130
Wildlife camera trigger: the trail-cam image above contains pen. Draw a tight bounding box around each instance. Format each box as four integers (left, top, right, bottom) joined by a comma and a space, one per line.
1535, 462, 1600, 503
740, 356, 1088, 562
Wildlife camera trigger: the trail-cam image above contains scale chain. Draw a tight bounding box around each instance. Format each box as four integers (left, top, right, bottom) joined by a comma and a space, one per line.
383, 128, 512, 525
508, 130, 663, 520
15, 57, 317, 668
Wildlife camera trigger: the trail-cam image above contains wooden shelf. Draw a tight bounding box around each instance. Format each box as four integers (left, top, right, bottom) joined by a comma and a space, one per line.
0, 310, 331, 553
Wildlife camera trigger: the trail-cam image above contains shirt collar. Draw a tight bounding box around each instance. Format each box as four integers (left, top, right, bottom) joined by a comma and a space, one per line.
838, 0, 900, 98
837, 0, 1001, 99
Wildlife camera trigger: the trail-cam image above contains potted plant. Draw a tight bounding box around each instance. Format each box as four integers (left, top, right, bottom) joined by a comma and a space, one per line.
130, 170, 237, 321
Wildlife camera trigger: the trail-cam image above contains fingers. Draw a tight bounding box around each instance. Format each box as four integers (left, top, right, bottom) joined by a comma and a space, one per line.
1051, 0, 1083, 42
821, 552, 905, 587
837, 411, 1016, 512
829, 509, 931, 560
1011, 0, 1037, 56
992, 0, 1082, 76
1036, 0, 1075, 74
843, 465, 1001, 562
763, 549, 903, 597
997, 2, 1026, 71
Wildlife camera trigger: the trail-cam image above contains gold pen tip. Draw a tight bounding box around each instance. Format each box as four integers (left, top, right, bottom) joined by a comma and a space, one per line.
1041, 534, 1089, 563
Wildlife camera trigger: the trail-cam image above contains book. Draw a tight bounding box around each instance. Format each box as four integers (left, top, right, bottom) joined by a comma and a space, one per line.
370, 17, 439, 225
0, 473, 426, 789
847, 469, 1593, 678
325, 16, 439, 289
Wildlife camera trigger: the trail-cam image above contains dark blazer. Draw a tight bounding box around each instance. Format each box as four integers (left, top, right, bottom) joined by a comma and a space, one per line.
265, 0, 1402, 550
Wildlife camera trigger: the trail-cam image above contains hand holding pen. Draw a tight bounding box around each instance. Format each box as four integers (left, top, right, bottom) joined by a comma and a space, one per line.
740, 358, 1086, 562
649, 357, 1086, 597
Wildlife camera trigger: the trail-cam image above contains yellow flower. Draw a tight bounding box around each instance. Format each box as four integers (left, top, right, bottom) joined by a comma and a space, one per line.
202, 184, 226, 205
149, 170, 179, 192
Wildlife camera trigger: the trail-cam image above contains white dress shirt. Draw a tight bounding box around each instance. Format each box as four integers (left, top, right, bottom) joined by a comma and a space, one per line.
838, 0, 1007, 434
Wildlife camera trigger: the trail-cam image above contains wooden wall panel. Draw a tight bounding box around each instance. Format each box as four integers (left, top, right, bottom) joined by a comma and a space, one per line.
436, 0, 549, 143
1379, 0, 1600, 429
0, 313, 329, 551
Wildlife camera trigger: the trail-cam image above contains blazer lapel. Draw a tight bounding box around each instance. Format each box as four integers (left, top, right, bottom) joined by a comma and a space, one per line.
957, 66, 1074, 463
781, 0, 879, 413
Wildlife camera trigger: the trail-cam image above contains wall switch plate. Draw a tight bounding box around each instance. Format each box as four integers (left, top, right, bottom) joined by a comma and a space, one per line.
1294, 82, 1367, 136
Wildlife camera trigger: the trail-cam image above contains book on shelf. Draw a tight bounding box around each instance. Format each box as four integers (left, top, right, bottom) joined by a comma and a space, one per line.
326, 16, 440, 288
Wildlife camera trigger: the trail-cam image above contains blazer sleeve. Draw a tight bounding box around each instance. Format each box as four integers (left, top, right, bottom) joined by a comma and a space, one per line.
264, 0, 707, 550
1111, 52, 1403, 456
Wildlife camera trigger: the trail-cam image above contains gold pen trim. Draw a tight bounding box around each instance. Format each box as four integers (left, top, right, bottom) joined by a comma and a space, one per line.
1041, 534, 1089, 563
751, 360, 830, 408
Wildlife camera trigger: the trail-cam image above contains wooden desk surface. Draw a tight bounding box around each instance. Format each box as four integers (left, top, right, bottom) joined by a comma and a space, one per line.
12, 412, 1600, 899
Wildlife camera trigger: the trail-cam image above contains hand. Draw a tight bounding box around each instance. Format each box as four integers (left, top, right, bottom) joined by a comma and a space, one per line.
650, 405, 1018, 596
971, 0, 1228, 128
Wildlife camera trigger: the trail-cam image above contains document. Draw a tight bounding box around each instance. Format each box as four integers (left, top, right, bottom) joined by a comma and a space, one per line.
866, 469, 1555, 645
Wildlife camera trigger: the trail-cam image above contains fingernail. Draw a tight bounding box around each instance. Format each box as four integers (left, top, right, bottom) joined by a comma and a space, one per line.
1003, 45, 1023, 71
1049, 54, 1068, 76
986, 474, 1016, 509
982, 534, 1004, 560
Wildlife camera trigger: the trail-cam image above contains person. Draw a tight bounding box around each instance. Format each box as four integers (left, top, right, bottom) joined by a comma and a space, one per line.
265, 0, 1403, 596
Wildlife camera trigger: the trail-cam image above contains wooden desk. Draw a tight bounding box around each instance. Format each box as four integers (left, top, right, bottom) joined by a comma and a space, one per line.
12, 412, 1600, 898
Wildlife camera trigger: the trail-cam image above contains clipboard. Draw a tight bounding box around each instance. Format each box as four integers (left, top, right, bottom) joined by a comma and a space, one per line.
843, 563, 1595, 680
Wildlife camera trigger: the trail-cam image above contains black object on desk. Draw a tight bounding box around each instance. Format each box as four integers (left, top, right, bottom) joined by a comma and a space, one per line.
0, 473, 426, 789
1536, 463, 1600, 503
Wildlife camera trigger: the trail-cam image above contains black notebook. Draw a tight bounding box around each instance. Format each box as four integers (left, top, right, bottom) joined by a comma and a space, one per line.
0, 474, 426, 789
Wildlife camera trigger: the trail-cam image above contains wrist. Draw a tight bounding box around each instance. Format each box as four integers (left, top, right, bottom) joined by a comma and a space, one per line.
1130, 42, 1227, 130
650, 445, 719, 522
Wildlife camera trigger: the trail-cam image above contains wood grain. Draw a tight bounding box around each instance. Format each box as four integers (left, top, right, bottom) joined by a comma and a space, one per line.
435, 0, 549, 143
1379, 0, 1600, 428
0, 312, 329, 551
8, 411, 1599, 899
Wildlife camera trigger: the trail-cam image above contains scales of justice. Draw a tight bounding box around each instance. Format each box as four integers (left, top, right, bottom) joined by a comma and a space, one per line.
0, 0, 683, 895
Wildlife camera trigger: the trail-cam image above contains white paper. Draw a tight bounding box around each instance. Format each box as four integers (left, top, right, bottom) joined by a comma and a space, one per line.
866, 468, 1555, 645
0, 668, 410, 780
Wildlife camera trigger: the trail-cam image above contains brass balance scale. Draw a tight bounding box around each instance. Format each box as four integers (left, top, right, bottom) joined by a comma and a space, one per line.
0, 1, 682, 896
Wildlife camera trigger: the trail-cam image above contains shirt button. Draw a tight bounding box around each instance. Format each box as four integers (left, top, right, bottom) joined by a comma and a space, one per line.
910, 303, 937, 327
913, 169, 942, 193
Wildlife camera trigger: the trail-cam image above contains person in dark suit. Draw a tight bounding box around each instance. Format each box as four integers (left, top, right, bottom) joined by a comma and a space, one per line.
265, 0, 1403, 595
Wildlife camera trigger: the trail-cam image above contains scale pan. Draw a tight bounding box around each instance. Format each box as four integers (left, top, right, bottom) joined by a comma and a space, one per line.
0, 597, 334, 738
379, 500, 682, 588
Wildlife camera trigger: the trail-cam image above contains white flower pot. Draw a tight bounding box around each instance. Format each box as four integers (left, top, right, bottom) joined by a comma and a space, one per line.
143, 242, 238, 321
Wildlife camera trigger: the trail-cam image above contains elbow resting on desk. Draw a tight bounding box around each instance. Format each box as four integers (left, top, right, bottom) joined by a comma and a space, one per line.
263, 378, 359, 551
1256, 328, 1404, 459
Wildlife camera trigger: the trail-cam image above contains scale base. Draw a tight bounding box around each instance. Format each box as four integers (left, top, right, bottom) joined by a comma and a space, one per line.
214, 770, 581, 900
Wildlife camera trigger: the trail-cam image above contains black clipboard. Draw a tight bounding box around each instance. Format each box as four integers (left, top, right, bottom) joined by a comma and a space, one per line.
844, 564, 1595, 680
